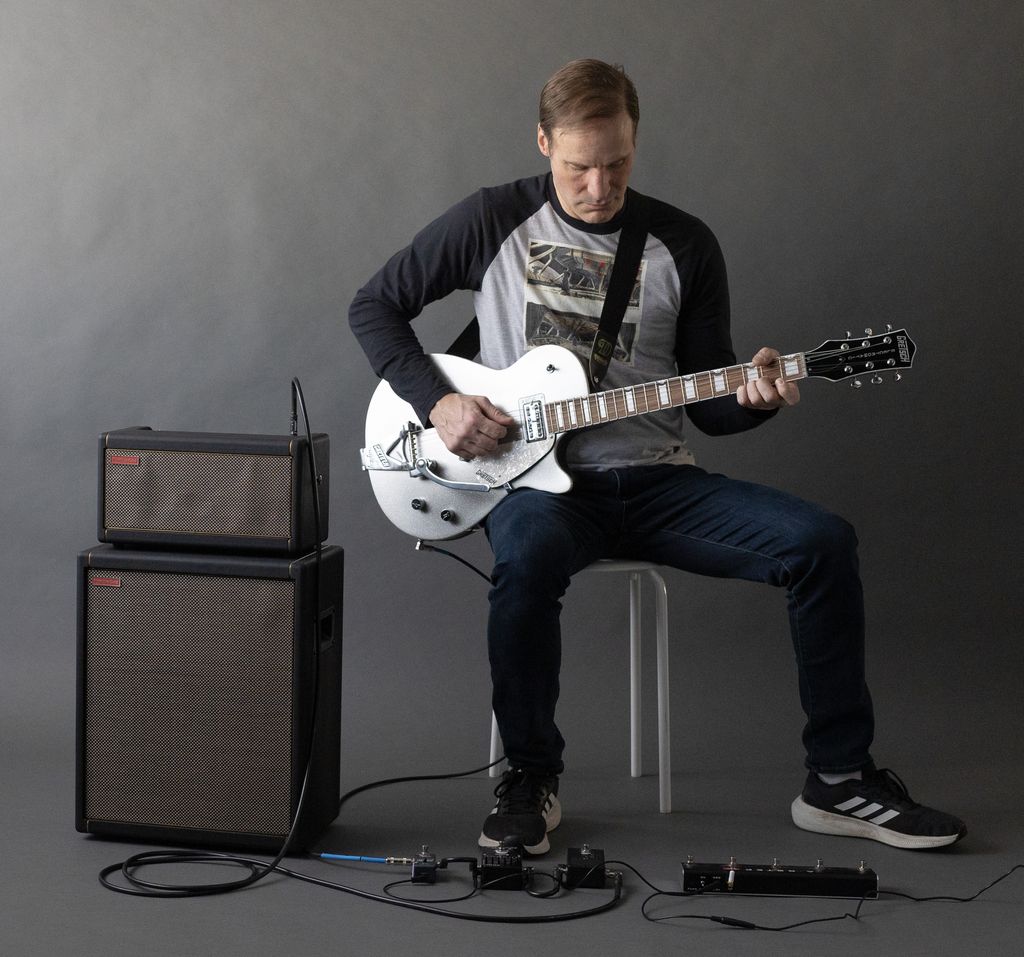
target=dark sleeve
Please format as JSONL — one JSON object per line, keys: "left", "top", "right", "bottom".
{"left": 675, "top": 227, "right": 777, "bottom": 437}
{"left": 348, "top": 192, "right": 484, "bottom": 425}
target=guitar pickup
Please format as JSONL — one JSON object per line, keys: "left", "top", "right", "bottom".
{"left": 520, "top": 397, "right": 547, "bottom": 442}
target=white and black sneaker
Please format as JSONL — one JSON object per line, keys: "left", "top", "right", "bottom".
{"left": 479, "top": 768, "right": 561, "bottom": 855}
{"left": 792, "top": 767, "right": 966, "bottom": 849}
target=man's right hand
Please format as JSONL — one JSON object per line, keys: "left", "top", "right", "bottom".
{"left": 428, "top": 393, "right": 514, "bottom": 460}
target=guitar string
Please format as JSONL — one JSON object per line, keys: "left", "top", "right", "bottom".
{"left": 486, "top": 345, "right": 893, "bottom": 439}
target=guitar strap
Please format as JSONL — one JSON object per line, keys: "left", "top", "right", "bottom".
{"left": 447, "top": 192, "right": 650, "bottom": 387}
{"left": 587, "top": 192, "right": 649, "bottom": 388}
{"left": 446, "top": 315, "right": 481, "bottom": 359}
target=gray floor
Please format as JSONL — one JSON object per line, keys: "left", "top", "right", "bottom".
{"left": 6, "top": 736, "right": 1023, "bottom": 957}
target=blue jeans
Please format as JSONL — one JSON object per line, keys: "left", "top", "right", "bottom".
{"left": 484, "top": 464, "right": 874, "bottom": 776}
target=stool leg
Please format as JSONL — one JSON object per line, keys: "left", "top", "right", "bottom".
{"left": 629, "top": 570, "right": 643, "bottom": 778}
{"left": 489, "top": 712, "right": 502, "bottom": 778}
{"left": 648, "top": 568, "right": 671, "bottom": 813}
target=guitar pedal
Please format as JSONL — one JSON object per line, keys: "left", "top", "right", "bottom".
{"left": 682, "top": 856, "right": 878, "bottom": 899}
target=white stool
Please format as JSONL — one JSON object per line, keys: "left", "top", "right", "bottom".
{"left": 489, "top": 559, "right": 672, "bottom": 813}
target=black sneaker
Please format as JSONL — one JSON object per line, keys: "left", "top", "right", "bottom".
{"left": 479, "top": 768, "right": 561, "bottom": 855}
{"left": 792, "top": 767, "right": 966, "bottom": 849}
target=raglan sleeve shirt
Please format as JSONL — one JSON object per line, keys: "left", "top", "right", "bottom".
{"left": 348, "top": 190, "right": 491, "bottom": 427}
{"left": 349, "top": 176, "right": 774, "bottom": 458}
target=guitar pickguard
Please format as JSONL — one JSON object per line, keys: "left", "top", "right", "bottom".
{"left": 414, "top": 428, "right": 553, "bottom": 489}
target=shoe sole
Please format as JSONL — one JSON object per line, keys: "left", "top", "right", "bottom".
{"left": 791, "top": 796, "right": 965, "bottom": 849}
{"left": 478, "top": 795, "right": 562, "bottom": 855}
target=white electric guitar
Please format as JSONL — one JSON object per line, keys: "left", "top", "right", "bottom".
{"left": 361, "top": 329, "right": 916, "bottom": 541}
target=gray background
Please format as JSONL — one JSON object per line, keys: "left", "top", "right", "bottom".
{"left": 3, "top": 1, "right": 1021, "bottom": 954}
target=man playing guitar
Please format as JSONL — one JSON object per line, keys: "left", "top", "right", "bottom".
{"left": 350, "top": 58, "right": 964, "bottom": 855}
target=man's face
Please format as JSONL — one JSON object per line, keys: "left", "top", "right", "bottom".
{"left": 538, "top": 112, "right": 636, "bottom": 224}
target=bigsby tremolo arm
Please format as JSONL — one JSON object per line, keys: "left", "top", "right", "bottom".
{"left": 360, "top": 422, "right": 491, "bottom": 493}
{"left": 360, "top": 422, "right": 421, "bottom": 472}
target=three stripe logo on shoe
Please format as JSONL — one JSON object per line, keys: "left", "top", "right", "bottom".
{"left": 834, "top": 796, "right": 900, "bottom": 826}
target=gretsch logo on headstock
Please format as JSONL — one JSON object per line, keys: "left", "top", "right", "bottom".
{"left": 897, "top": 335, "right": 911, "bottom": 364}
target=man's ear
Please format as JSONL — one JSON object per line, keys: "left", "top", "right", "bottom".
{"left": 537, "top": 124, "right": 551, "bottom": 157}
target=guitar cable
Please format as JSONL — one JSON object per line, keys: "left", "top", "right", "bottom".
{"left": 415, "top": 539, "right": 493, "bottom": 585}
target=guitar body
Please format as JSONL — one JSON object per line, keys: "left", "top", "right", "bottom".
{"left": 364, "top": 344, "right": 589, "bottom": 540}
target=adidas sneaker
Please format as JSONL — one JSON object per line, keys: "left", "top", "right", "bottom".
{"left": 479, "top": 768, "right": 561, "bottom": 855}
{"left": 792, "top": 767, "right": 966, "bottom": 849}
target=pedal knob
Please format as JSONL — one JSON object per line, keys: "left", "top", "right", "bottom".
{"left": 440, "top": 509, "right": 455, "bottom": 522}
{"left": 411, "top": 498, "right": 426, "bottom": 511}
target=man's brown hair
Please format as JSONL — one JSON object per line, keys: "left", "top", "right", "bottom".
{"left": 539, "top": 59, "right": 639, "bottom": 139}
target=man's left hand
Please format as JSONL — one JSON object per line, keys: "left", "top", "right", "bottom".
{"left": 735, "top": 347, "right": 801, "bottom": 410}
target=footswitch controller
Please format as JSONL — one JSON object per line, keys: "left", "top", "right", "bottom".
{"left": 682, "top": 856, "right": 878, "bottom": 899}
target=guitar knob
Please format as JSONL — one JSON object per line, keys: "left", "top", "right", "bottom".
{"left": 440, "top": 509, "right": 456, "bottom": 523}
{"left": 411, "top": 498, "right": 426, "bottom": 511}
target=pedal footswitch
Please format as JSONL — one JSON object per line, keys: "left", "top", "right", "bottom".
{"left": 682, "top": 856, "right": 878, "bottom": 899}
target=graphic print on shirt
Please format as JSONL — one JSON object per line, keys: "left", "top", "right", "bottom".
{"left": 524, "top": 240, "right": 646, "bottom": 365}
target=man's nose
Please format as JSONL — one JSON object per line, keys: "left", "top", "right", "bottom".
{"left": 586, "top": 167, "right": 611, "bottom": 199}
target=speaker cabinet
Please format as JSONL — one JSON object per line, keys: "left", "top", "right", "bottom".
{"left": 76, "top": 544, "right": 342, "bottom": 853}
{"left": 98, "top": 428, "right": 329, "bottom": 554}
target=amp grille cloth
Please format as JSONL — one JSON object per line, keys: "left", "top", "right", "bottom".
{"left": 84, "top": 569, "right": 296, "bottom": 835}
{"left": 104, "top": 449, "right": 292, "bottom": 539}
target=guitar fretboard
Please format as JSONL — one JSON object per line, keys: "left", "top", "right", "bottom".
{"left": 542, "top": 354, "right": 807, "bottom": 435}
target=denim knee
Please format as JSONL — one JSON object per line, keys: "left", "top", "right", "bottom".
{"left": 789, "top": 510, "right": 860, "bottom": 585}
{"left": 811, "top": 511, "right": 858, "bottom": 555}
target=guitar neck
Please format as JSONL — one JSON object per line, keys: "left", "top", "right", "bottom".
{"left": 542, "top": 354, "right": 807, "bottom": 435}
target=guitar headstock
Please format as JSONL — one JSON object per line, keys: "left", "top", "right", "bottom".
{"left": 804, "top": 327, "right": 916, "bottom": 386}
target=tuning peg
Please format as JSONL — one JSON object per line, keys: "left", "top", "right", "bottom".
{"left": 851, "top": 379, "right": 863, "bottom": 389}
{"left": 885, "top": 323, "right": 893, "bottom": 332}
{"left": 845, "top": 330, "right": 852, "bottom": 338}
{"left": 894, "top": 373, "right": 902, "bottom": 382}
{"left": 865, "top": 327, "right": 873, "bottom": 335}
{"left": 871, "top": 375, "right": 884, "bottom": 385}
